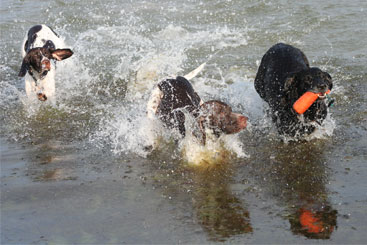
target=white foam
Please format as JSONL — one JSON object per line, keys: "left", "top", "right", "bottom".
{"left": 304, "top": 113, "right": 336, "bottom": 141}
{"left": 91, "top": 105, "right": 158, "bottom": 157}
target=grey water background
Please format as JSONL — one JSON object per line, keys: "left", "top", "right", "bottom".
{"left": 1, "top": 0, "right": 367, "bottom": 244}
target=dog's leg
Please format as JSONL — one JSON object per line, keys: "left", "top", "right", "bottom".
{"left": 40, "top": 69, "right": 56, "bottom": 101}
{"left": 24, "top": 75, "right": 38, "bottom": 100}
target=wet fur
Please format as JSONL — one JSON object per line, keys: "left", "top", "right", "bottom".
{"left": 147, "top": 76, "right": 247, "bottom": 145}
{"left": 254, "top": 43, "right": 333, "bottom": 137}
{"left": 19, "top": 24, "right": 73, "bottom": 102}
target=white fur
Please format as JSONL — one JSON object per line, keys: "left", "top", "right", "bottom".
{"left": 147, "top": 85, "right": 164, "bottom": 119}
{"left": 21, "top": 25, "right": 67, "bottom": 102}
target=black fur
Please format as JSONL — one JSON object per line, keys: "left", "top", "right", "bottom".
{"left": 20, "top": 48, "right": 53, "bottom": 75}
{"left": 254, "top": 43, "right": 333, "bottom": 137}
{"left": 24, "top": 25, "right": 58, "bottom": 53}
{"left": 154, "top": 76, "right": 247, "bottom": 145}
{"left": 156, "top": 76, "right": 201, "bottom": 136}
{"left": 43, "top": 40, "right": 56, "bottom": 50}
{"left": 24, "top": 25, "right": 42, "bottom": 52}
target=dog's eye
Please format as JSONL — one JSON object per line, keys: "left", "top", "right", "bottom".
{"left": 42, "top": 71, "right": 48, "bottom": 76}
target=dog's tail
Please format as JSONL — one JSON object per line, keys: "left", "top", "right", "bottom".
{"left": 183, "top": 62, "right": 206, "bottom": 80}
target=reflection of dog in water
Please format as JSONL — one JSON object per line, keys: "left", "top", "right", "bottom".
{"left": 289, "top": 206, "right": 337, "bottom": 239}
{"left": 191, "top": 162, "right": 252, "bottom": 241}
{"left": 148, "top": 143, "right": 251, "bottom": 241}
{"left": 253, "top": 141, "right": 338, "bottom": 240}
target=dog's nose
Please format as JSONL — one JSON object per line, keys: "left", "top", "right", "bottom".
{"left": 238, "top": 115, "right": 248, "bottom": 129}
{"left": 41, "top": 59, "right": 51, "bottom": 71}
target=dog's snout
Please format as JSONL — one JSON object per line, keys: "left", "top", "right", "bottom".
{"left": 41, "top": 59, "right": 51, "bottom": 71}
{"left": 317, "top": 83, "right": 328, "bottom": 90}
{"left": 238, "top": 115, "right": 248, "bottom": 129}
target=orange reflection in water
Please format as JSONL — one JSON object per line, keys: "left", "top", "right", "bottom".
{"left": 290, "top": 206, "right": 337, "bottom": 239}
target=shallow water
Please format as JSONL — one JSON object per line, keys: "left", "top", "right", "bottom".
{"left": 1, "top": 0, "right": 367, "bottom": 244}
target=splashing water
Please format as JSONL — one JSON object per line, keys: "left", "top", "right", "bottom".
{"left": 180, "top": 133, "right": 249, "bottom": 166}
{"left": 0, "top": 2, "right": 341, "bottom": 162}
{"left": 3, "top": 0, "right": 366, "bottom": 243}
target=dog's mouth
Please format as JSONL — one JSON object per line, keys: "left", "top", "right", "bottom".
{"left": 318, "top": 92, "right": 327, "bottom": 100}
{"left": 309, "top": 89, "right": 330, "bottom": 100}
{"left": 293, "top": 89, "right": 331, "bottom": 114}
{"left": 310, "top": 86, "right": 330, "bottom": 99}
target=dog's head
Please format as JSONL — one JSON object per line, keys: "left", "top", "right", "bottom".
{"left": 284, "top": 67, "right": 333, "bottom": 122}
{"left": 194, "top": 100, "right": 247, "bottom": 144}
{"left": 18, "top": 47, "right": 73, "bottom": 78}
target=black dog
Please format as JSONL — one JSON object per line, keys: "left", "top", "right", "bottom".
{"left": 254, "top": 43, "right": 333, "bottom": 137}
{"left": 147, "top": 76, "right": 247, "bottom": 144}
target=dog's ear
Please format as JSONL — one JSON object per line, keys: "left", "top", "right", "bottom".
{"left": 51, "top": 49, "right": 73, "bottom": 61}
{"left": 283, "top": 73, "right": 301, "bottom": 104}
{"left": 284, "top": 73, "right": 297, "bottom": 92}
{"left": 18, "top": 56, "right": 30, "bottom": 77}
{"left": 324, "top": 72, "right": 333, "bottom": 91}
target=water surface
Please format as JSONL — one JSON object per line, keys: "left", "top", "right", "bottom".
{"left": 1, "top": 0, "right": 366, "bottom": 244}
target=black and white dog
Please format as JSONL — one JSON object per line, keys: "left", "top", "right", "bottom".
{"left": 19, "top": 25, "right": 73, "bottom": 102}
{"left": 254, "top": 43, "right": 333, "bottom": 137}
{"left": 147, "top": 66, "right": 247, "bottom": 145}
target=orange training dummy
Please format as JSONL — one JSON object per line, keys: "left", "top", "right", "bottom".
{"left": 293, "top": 90, "right": 331, "bottom": 114}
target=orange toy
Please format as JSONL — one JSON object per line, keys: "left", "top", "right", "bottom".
{"left": 293, "top": 90, "right": 330, "bottom": 114}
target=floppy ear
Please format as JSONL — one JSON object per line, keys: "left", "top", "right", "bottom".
{"left": 325, "top": 72, "right": 333, "bottom": 91}
{"left": 18, "top": 56, "right": 29, "bottom": 77}
{"left": 284, "top": 74, "right": 296, "bottom": 92}
{"left": 51, "top": 49, "right": 73, "bottom": 61}
{"left": 283, "top": 73, "right": 301, "bottom": 104}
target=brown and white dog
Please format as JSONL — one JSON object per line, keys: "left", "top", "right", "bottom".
{"left": 19, "top": 24, "right": 73, "bottom": 102}
{"left": 147, "top": 73, "right": 247, "bottom": 145}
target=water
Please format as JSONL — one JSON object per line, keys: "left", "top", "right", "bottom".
{"left": 1, "top": 0, "right": 366, "bottom": 243}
